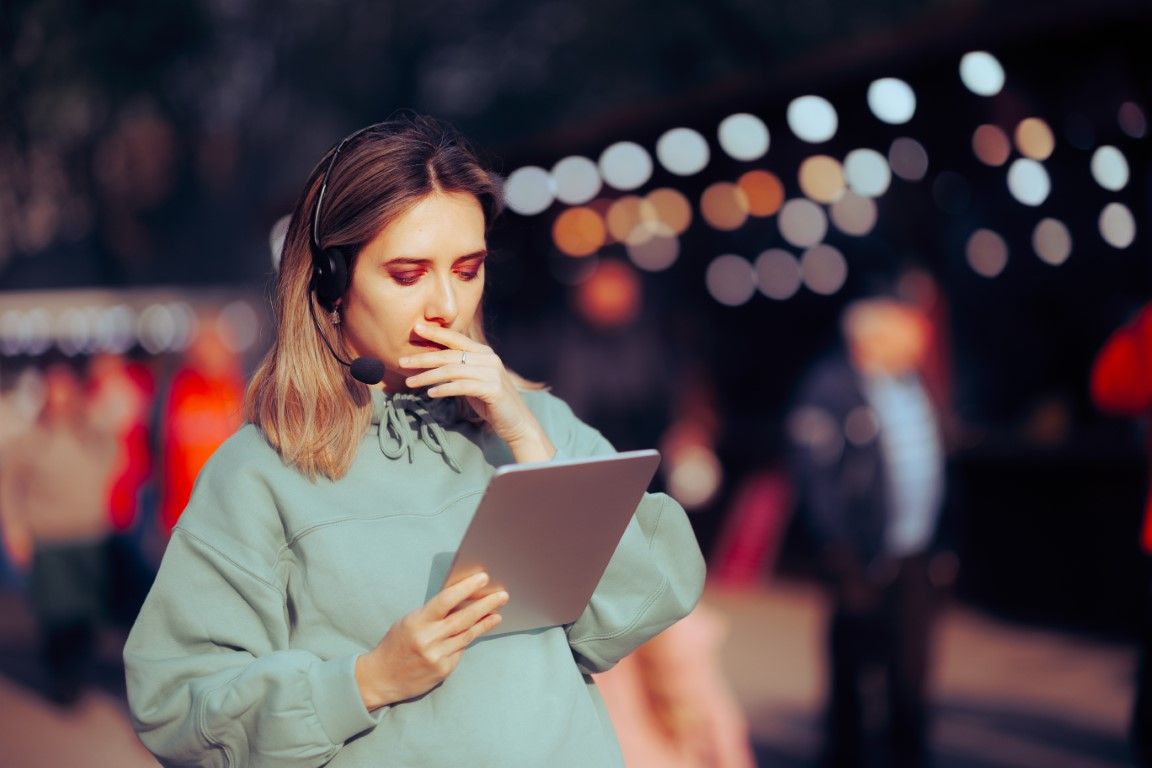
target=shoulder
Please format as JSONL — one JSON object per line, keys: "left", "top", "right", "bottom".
{"left": 519, "top": 388, "right": 580, "bottom": 428}
{"left": 176, "top": 424, "right": 292, "bottom": 551}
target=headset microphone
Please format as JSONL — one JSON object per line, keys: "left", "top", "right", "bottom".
{"left": 307, "top": 298, "right": 387, "bottom": 385}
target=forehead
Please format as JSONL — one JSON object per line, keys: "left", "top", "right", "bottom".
{"left": 362, "top": 191, "right": 486, "bottom": 260}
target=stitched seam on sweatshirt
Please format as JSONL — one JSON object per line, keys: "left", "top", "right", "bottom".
{"left": 570, "top": 577, "right": 669, "bottom": 644}
{"left": 196, "top": 677, "right": 238, "bottom": 766}
{"left": 175, "top": 527, "right": 284, "bottom": 597}
{"left": 283, "top": 489, "right": 484, "bottom": 548}
{"left": 569, "top": 496, "right": 670, "bottom": 644}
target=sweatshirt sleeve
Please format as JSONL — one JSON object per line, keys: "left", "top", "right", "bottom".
{"left": 122, "top": 442, "right": 376, "bottom": 768}
{"left": 531, "top": 392, "right": 707, "bottom": 675}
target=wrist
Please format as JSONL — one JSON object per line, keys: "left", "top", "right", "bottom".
{"left": 355, "top": 651, "right": 394, "bottom": 711}
{"left": 506, "top": 425, "right": 556, "bottom": 464}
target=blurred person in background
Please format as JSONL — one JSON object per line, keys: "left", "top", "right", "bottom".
{"left": 594, "top": 603, "right": 756, "bottom": 768}
{"left": 0, "top": 361, "right": 122, "bottom": 705}
{"left": 789, "top": 288, "right": 953, "bottom": 768}
{"left": 157, "top": 320, "right": 244, "bottom": 533}
{"left": 124, "top": 114, "right": 704, "bottom": 767}
{"left": 88, "top": 351, "right": 158, "bottom": 626}
{"left": 1089, "top": 303, "right": 1152, "bottom": 767}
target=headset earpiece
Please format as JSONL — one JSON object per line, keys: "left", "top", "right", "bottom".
{"left": 312, "top": 245, "right": 349, "bottom": 311}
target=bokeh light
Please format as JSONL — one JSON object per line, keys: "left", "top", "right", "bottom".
{"left": 606, "top": 196, "right": 647, "bottom": 245}
{"left": 553, "top": 207, "right": 607, "bottom": 256}
{"left": 599, "top": 142, "right": 653, "bottom": 191}
{"left": 138, "top": 303, "right": 177, "bottom": 354}
{"left": 1090, "top": 146, "right": 1129, "bottom": 191}
{"left": 798, "top": 155, "right": 846, "bottom": 203}
{"left": 1006, "top": 158, "right": 1051, "bottom": 206}
{"left": 779, "top": 199, "right": 828, "bottom": 247}
{"left": 1099, "top": 203, "right": 1136, "bottom": 249}
{"left": 800, "top": 244, "right": 848, "bottom": 295}
{"left": 627, "top": 235, "right": 680, "bottom": 272}
{"left": 830, "top": 192, "right": 878, "bottom": 236}
{"left": 787, "top": 95, "right": 838, "bottom": 143}
{"left": 667, "top": 445, "right": 723, "bottom": 510}
{"left": 218, "top": 301, "right": 260, "bottom": 352}
{"left": 269, "top": 214, "right": 290, "bottom": 270}
{"left": 503, "top": 166, "right": 555, "bottom": 215}
{"left": 972, "top": 124, "right": 1011, "bottom": 166}
{"left": 641, "top": 188, "right": 693, "bottom": 236}
{"left": 738, "top": 170, "right": 784, "bottom": 216}
{"left": 755, "top": 248, "right": 802, "bottom": 300}
{"left": 701, "top": 182, "right": 749, "bottom": 231}
{"left": 706, "top": 254, "right": 757, "bottom": 306}
{"left": 656, "top": 127, "right": 710, "bottom": 176}
{"left": 552, "top": 156, "right": 602, "bottom": 205}
{"left": 1032, "top": 218, "right": 1072, "bottom": 266}
{"left": 718, "top": 113, "right": 770, "bottom": 161}
{"left": 1118, "top": 102, "right": 1148, "bottom": 139}
{"left": 889, "top": 137, "right": 928, "bottom": 181}
{"left": 867, "top": 78, "right": 917, "bottom": 124}
{"left": 574, "top": 260, "right": 641, "bottom": 328}
{"left": 57, "top": 307, "right": 92, "bottom": 356}
{"left": 1014, "top": 117, "right": 1055, "bottom": 161}
{"left": 959, "top": 51, "right": 1006, "bottom": 96}
{"left": 966, "top": 229, "right": 1009, "bottom": 277}
{"left": 843, "top": 149, "right": 891, "bottom": 198}
{"left": 94, "top": 304, "right": 136, "bottom": 353}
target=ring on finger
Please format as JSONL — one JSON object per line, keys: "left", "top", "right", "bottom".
{"left": 460, "top": 350, "right": 469, "bottom": 365}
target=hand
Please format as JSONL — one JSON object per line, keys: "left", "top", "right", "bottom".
{"left": 399, "top": 322, "right": 555, "bottom": 463}
{"left": 355, "top": 571, "right": 507, "bottom": 711}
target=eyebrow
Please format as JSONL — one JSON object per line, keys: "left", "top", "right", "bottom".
{"left": 383, "top": 250, "right": 488, "bottom": 267}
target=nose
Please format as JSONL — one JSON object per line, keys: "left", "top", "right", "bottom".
{"left": 423, "top": 271, "right": 459, "bottom": 326}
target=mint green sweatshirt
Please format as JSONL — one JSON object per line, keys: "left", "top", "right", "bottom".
{"left": 124, "top": 388, "right": 706, "bottom": 767}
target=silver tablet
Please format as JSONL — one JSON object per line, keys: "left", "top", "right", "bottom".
{"left": 442, "top": 449, "right": 661, "bottom": 635}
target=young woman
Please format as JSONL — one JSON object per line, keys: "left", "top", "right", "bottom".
{"left": 123, "top": 114, "right": 706, "bottom": 767}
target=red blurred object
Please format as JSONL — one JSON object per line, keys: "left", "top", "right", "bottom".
{"left": 1090, "top": 303, "right": 1152, "bottom": 553}
{"left": 159, "top": 328, "right": 244, "bottom": 532}
{"left": 709, "top": 469, "right": 792, "bottom": 588}
{"left": 88, "top": 354, "right": 156, "bottom": 532}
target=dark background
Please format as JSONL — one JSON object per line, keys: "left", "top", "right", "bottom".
{"left": 2, "top": 0, "right": 1151, "bottom": 636}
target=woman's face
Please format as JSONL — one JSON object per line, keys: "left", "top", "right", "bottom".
{"left": 340, "top": 190, "right": 487, "bottom": 391}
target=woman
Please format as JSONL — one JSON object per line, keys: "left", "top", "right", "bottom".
{"left": 123, "top": 114, "right": 706, "bottom": 767}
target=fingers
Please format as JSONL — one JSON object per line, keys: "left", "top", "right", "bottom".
{"left": 413, "top": 322, "right": 486, "bottom": 351}
{"left": 442, "top": 612, "right": 504, "bottom": 655}
{"left": 442, "top": 589, "right": 508, "bottom": 637}
{"left": 427, "top": 571, "right": 490, "bottom": 618}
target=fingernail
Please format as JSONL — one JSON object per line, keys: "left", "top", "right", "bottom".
{"left": 496, "top": 591, "right": 509, "bottom": 602}
{"left": 405, "top": 377, "right": 414, "bottom": 386}
{"left": 414, "top": 321, "right": 426, "bottom": 330}
{"left": 474, "top": 572, "right": 489, "bottom": 584}
{"left": 398, "top": 357, "right": 409, "bottom": 366}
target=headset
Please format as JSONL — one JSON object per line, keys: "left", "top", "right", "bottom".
{"left": 307, "top": 123, "right": 387, "bottom": 385}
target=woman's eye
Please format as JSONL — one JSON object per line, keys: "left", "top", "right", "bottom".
{"left": 456, "top": 270, "right": 479, "bottom": 281}
{"left": 391, "top": 272, "right": 422, "bottom": 286}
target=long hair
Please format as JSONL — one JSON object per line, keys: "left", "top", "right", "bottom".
{"left": 246, "top": 114, "right": 527, "bottom": 480}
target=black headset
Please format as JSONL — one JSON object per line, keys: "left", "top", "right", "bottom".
{"left": 307, "top": 123, "right": 387, "bottom": 385}
{"left": 309, "top": 123, "right": 381, "bottom": 311}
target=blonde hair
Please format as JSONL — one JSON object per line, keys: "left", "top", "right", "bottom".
{"left": 246, "top": 114, "right": 537, "bottom": 481}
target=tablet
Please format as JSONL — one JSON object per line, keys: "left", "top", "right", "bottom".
{"left": 441, "top": 449, "right": 661, "bottom": 635}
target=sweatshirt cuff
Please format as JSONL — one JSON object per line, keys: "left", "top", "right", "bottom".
{"left": 309, "top": 654, "right": 378, "bottom": 746}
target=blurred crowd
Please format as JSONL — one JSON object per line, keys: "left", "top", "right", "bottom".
{"left": 0, "top": 323, "right": 245, "bottom": 705}
{"left": 0, "top": 266, "right": 1147, "bottom": 768}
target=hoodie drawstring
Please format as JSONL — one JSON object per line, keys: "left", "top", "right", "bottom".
{"left": 375, "top": 393, "right": 462, "bottom": 473}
